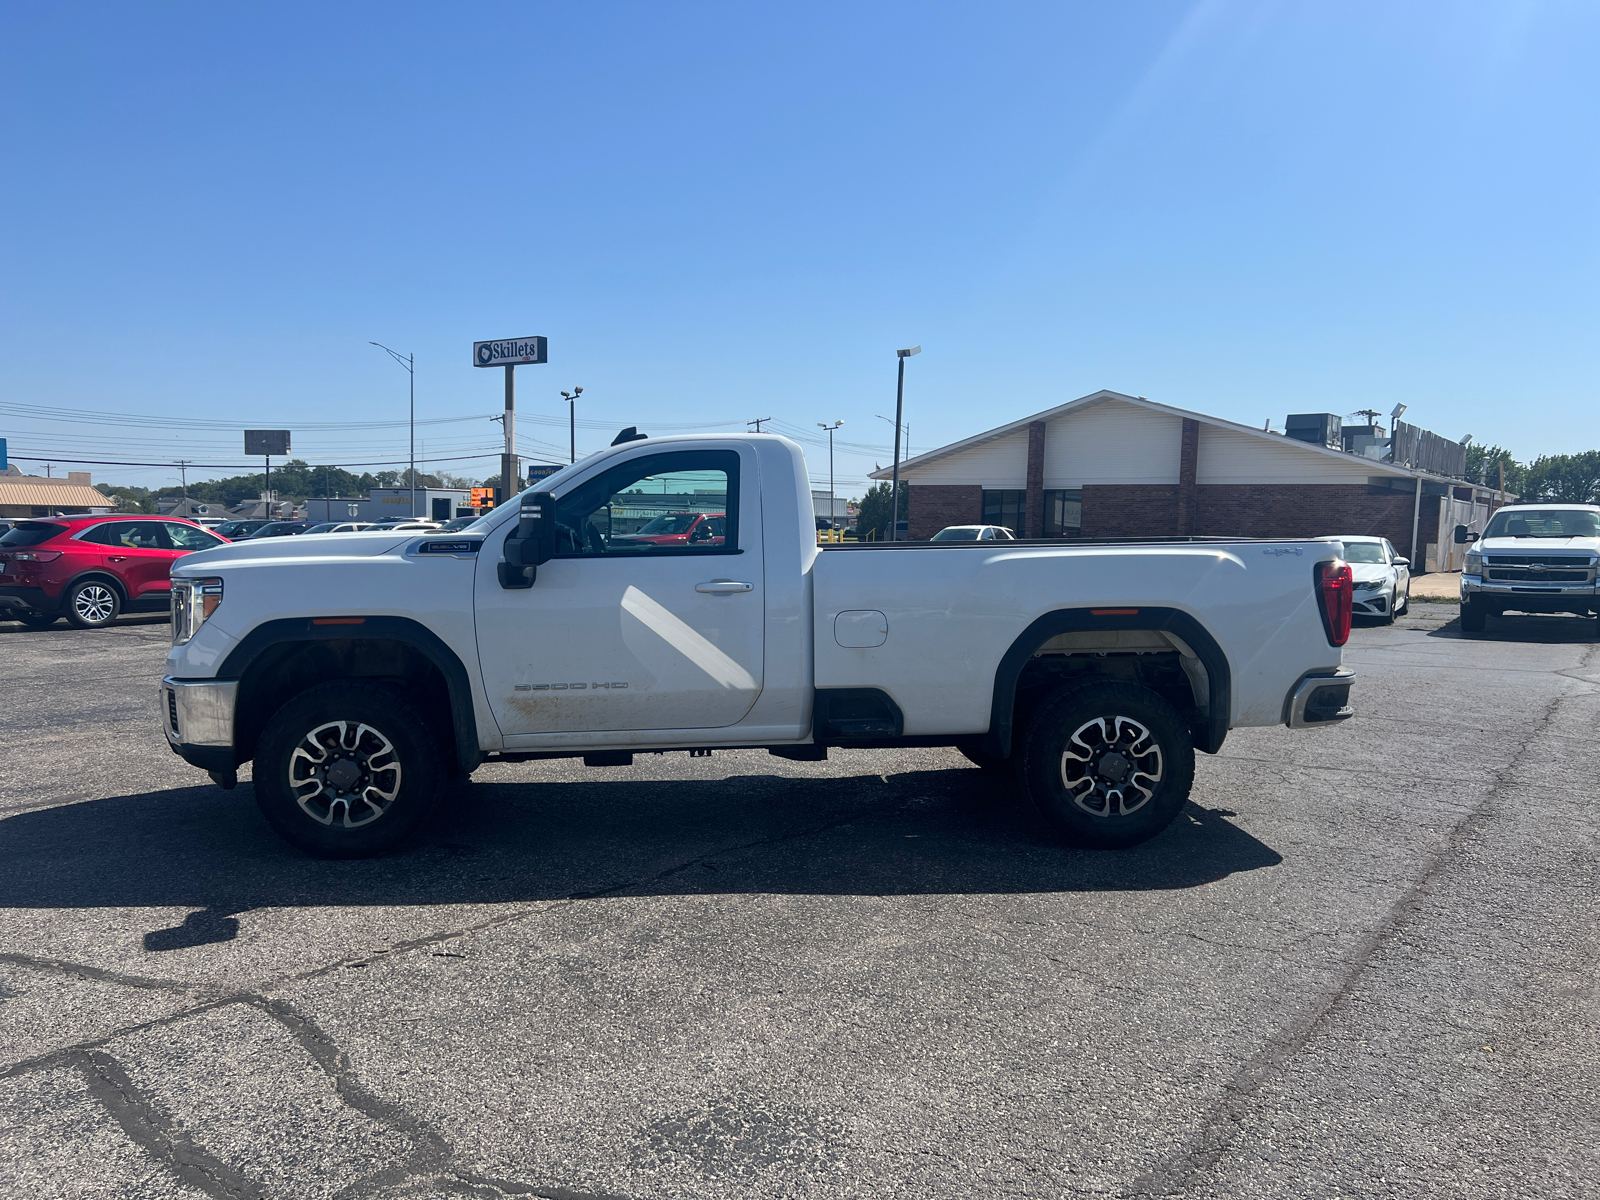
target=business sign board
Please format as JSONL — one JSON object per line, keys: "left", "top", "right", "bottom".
{"left": 525, "top": 464, "right": 562, "bottom": 483}
{"left": 245, "top": 430, "right": 291, "bottom": 456}
{"left": 470, "top": 487, "right": 496, "bottom": 510}
{"left": 0, "top": 437, "right": 7, "bottom": 471}
{"left": 473, "top": 337, "right": 547, "bottom": 368}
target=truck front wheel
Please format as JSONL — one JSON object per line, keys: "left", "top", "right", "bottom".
{"left": 1460, "top": 597, "right": 1488, "bottom": 634}
{"left": 1021, "top": 682, "right": 1195, "bottom": 849}
{"left": 253, "top": 681, "right": 446, "bottom": 858}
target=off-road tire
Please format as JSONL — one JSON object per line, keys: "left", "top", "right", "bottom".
{"left": 15, "top": 611, "right": 59, "bottom": 629}
{"left": 64, "top": 580, "right": 121, "bottom": 629}
{"left": 1460, "top": 598, "right": 1487, "bottom": 634}
{"left": 1021, "top": 681, "right": 1195, "bottom": 849}
{"left": 254, "top": 681, "right": 446, "bottom": 858}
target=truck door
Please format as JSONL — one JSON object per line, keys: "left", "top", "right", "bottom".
{"left": 475, "top": 446, "right": 765, "bottom": 736}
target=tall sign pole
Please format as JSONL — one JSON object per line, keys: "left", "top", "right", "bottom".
{"left": 504, "top": 365, "right": 516, "bottom": 499}
{"left": 475, "top": 337, "right": 548, "bottom": 501}
{"left": 889, "top": 346, "right": 920, "bottom": 540}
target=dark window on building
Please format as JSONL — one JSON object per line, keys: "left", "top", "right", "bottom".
{"left": 1043, "top": 490, "right": 1082, "bottom": 537}
{"left": 981, "top": 490, "right": 1025, "bottom": 537}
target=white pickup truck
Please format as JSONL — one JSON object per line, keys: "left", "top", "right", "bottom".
{"left": 160, "top": 432, "right": 1357, "bottom": 858}
{"left": 1458, "top": 502, "right": 1600, "bottom": 634}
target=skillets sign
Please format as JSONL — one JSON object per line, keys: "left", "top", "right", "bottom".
{"left": 473, "top": 337, "right": 547, "bottom": 367}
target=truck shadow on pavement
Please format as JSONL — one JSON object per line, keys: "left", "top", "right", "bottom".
{"left": 0, "top": 769, "right": 1281, "bottom": 945}
{"left": 1424, "top": 612, "right": 1600, "bottom": 642}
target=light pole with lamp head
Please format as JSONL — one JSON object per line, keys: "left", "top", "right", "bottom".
{"left": 890, "top": 346, "right": 920, "bottom": 540}
{"left": 561, "top": 387, "right": 583, "bottom": 463}
{"left": 370, "top": 342, "right": 416, "bottom": 516}
{"left": 817, "top": 421, "right": 843, "bottom": 538}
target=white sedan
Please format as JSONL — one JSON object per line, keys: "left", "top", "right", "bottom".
{"left": 1322, "top": 534, "right": 1411, "bottom": 623}
{"left": 931, "top": 525, "right": 1017, "bottom": 542}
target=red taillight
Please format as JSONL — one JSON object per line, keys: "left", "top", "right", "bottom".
{"left": 11, "top": 551, "right": 62, "bottom": 562}
{"left": 1316, "top": 560, "right": 1353, "bottom": 646}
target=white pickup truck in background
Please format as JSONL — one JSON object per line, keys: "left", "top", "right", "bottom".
{"left": 160, "top": 432, "right": 1357, "bottom": 858}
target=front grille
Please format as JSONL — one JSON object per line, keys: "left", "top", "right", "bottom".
{"left": 1486, "top": 554, "right": 1592, "bottom": 566}
{"left": 166, "top": 688, "right": 180, "bottom": 736}
{"left": 1487, "top": 568, "right": 1591, "bottom": 583}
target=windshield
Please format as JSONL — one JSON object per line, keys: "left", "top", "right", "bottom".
{"left": 637, "top": 514, "right": 699, "bottom": 535}
{"left": 1484, "top": 509, "right": 1600, "bottom": 539}
{"left": 0, "top": 522, "right": 66, "bottom": 548}
{"left": 1341, "top": 542, "right": 1387, "bottom": 564}
{"left": 931, "top": 527, "right": 981, "bottom": 541}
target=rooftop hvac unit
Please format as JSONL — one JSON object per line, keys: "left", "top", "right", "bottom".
{"left": 1285, "top": 413, "right": 1342, "bottom": 450}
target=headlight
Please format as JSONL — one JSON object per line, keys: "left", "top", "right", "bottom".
{"left": 1356, "top": 578, "right": 1385, "bottom": 591}
{"left": 1464, "top": 551, "right": 1482, "bottom": 575}
{"left": 171, "top": 576, "right": 223, "bottom": 645}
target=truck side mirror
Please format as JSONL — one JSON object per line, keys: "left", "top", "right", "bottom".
{"left": 1452, "top": 524, "right": 1470, "bottom": 544}
{"left": 498, "top": 491, "right": 558, "bottom": 590}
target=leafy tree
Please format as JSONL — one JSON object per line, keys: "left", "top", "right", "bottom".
{"left": 95, "top": 484, "right": 157, "bottom": 513}
{"left": 855, "top": 481, "right": 908, "bottom": 539}
{"left": 1463, "top": 443, "right": 1525, "bottom": 495}
{"left": 1520, "top": 451, "right": 1600, "bottom": 505}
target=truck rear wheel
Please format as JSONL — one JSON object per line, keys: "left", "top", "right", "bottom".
{"left": 1020, "top": 682, "right": 1194, "bottom": 849}
{"left": 254, "top": 682, "right": 445, "bottom": 858}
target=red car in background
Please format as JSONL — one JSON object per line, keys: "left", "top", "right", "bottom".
{"left": 0, "top": 515, "right": 229, "bottom": 629}
{"left": 610, "top": 511, "right": 727, "bottom": 549}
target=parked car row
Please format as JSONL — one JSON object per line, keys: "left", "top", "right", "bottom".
{"left": 0, "top": 512, "right": 483, "bottom": 630}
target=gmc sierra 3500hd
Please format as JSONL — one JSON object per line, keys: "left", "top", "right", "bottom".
{"left": 160, "top": 432, "right": 1357, "bottom": 859}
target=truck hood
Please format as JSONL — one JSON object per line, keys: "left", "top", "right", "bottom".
{"left": 1477, "top": 536, "right": 1600, "bottom": 556}
{"left": 173, "top": 531, "right": 439, "bottom": 573}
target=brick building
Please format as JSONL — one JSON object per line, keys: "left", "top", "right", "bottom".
{"left": 872, "top": 391, "right": 1502, "bottom": 570}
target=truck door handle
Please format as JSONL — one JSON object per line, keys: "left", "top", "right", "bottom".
{"left": 696, "top": 580, "right": 753, "bottom": 594}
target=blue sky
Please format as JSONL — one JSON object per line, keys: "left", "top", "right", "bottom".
{"left": 3, "top": 2, "right": 1597, "bottom": 493}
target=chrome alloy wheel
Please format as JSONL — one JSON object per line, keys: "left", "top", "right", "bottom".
{"left": 288, "top": 721, "right": 402, "bottom": 828}
{"left": 1059, "top": 715, "right": 1164, "bottom": 818}
{"left": 74, "top": 584, "right": 116, "bottom": 624}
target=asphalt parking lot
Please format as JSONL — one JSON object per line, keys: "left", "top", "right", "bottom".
{"left": 3, "top": 602, "right": 1598, "bottom": 1199}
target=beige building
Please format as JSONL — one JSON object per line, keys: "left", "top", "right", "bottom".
{"left": 0, "top": 465, "right": 114, "bottom": 519}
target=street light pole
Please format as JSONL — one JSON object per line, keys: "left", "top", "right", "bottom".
{"left": 561, "top": 387, "right": 583, "bottom": 463}
{"left": 889, "top": 346, "right": 919, "bottom": 541}
{"left": 370, "top": 342, "right": 416, "bottom": 515}
{"left": 818, "top": 421, "right": 843, "bottom": 537}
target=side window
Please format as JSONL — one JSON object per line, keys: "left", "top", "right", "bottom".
{"left": 82, "top": 522, "right": 165, "bottom": 548}
{"left": 79, "top": 524, "right": 126, "bottom": 547}
{"left": 548, "top": 450, "right": 738, "bottom": 558}
{"left": 165, "top": 523, "right": 223, "bottom": 551}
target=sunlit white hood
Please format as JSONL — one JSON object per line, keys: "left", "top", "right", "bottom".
{"left": 171, "top": 531, "right": 434, "bottom": 574}
{"left": 1478, "top": 536, "right": 1599, "bottom": 556}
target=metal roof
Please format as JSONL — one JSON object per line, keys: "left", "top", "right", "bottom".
{"left": 0, "top": 482, "right": 114, "bottom": 508}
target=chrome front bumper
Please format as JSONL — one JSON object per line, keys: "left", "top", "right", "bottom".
{"left": 160, "top": 676, "right": 238, "bottom": 749}
{"left": 1285, "top": 667, "right": 1356, "bottom": 728}
{"left": 1461, "top": 574, "right": 1597, "bottom": 599}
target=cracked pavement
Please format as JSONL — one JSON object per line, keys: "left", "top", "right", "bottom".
{"left": 2, "top": 602, "right": 1598, "bottom": 1197}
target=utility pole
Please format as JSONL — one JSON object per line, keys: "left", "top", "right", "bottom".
{"left": 748, "top": 417, "right": 772, "bottom": 433}
{"left": 177, "top": 460, "right": 190, "bottom": 511}
{"left": 818, "top": 421, "right": 843, "bottom": 537}
{"left": 561, "top": 387, "right": 583, "bottom": 463}
{"left": 890, "top": 346, "right": 920, "bottom": 540}
{"left": 370, "top": 342, "right": 416, "bottom": 514}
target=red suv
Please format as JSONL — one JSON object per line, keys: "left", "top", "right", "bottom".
{"left": 609, "top": 511, "right": 728, "bottom": 549}
{"left": 0, "top": 516, "right": 229, "bottom": 629}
